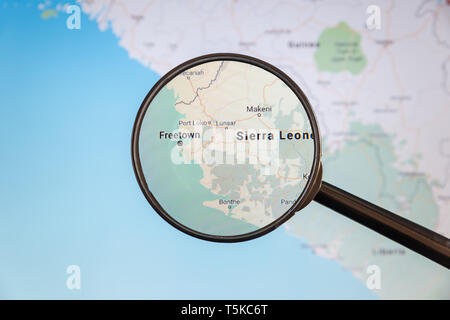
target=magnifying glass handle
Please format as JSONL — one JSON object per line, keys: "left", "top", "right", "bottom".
{"left": 314, "top": 181, "right": 450, "bottom": 269}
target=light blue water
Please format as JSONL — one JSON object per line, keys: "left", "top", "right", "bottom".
{"left": 0, "top": 3, "right": 375, "bottom": 299}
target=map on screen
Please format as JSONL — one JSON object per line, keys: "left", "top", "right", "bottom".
{"left": 138, "top": 59, "right": 315, "bottom": 235}
{"left": 0, "top": 0, "right": 448, "bottom": 299}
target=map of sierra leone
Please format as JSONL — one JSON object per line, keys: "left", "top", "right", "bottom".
{"left": 58, "top": 0, "right": 450, "bottom": 298}
{"left": 139, "top": 60, "right": 315, "bottom": 235}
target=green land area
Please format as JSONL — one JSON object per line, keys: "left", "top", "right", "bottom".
{"left": 315, "top": 22, "right": 367, "bottom": 74}
{"left": 287, "top": 122, "right": 449, "bottom": 299}
{"left": 139, "top": 86, "right": 258, "bottom": 236}
{"left": 40, "top": 9, "right": 58, "bottom": 20}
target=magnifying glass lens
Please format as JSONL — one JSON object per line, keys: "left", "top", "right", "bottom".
{"left": 135, "top": 57, "right": 317, "bottom": 239}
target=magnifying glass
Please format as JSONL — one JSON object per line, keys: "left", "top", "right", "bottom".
{"left": 131, "top": 53, "right": 450, "bottom": 269}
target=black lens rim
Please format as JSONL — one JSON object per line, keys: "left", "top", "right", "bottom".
{"left": 131, "top": 53, "right": 322, "bottom": 242}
